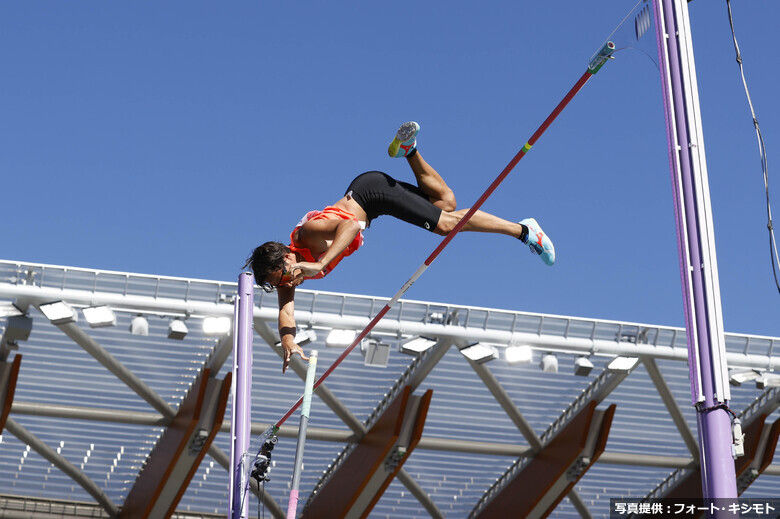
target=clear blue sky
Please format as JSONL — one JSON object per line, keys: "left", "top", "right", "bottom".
{"left": 2, "top": 1, "right": 777, "bottom": 337}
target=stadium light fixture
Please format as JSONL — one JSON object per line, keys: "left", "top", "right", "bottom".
{"left": 729, "top": 369, "right": 761, "bottom": 387}
{"left": 202, "top": 316, "right": 231, "bottom": 336}
{"left": 459, "top": 343, "right": 499, "bottom": 364}
{"left": 606, "top": 356, "right": 639, "bottom": 372}
{"left": 574, "top": 356, "right": 595, "bottom": 376}
{"left": 505, "top": 345, "right": 533, "bottom": 365}
{"left": 129, "top": 315, "right": 149, "bottom": 336}
{"left": 756, "top": 374, "right": 780, "bottom": 389}
{"left": 82, "top": 306, "right": 116, "bottom": 329}
{"left": 540, "top": 353, "right": 558, "bottom": 373}
{"left": 399, "top": 337, "right": 437, "bottom": 356}
{"left": 39, "top": 301, "right": 78, "bottom": 325}
{"left": 295, "top": 328, "right": 317, "bottom": 346}
{"left": 168, "top": 319, "right": 188, "bottom": 340}
{"left": 363, "top": 338, "right": 390, "bottom": 368}
{"left": 326, "top": 329, "right": 356, "bottom": 348}
{"left": 3, "top": 315, "right": 33, "bottom": 344}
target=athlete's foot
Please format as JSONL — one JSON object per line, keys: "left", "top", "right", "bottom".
{"left": 388, "top": 121, "right": 420, "bottom": 158}
{"left": 520, "top": 218, "right": 555, "bottom": 266}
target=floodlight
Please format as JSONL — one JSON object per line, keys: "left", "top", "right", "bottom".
{"left": 3, "top": 315, "right": 32, "bottom": 343}
{"left": 755, "top": 374, "right": 780, "bottom": 389}
{"left": 574, "top": 356, "right": 595, "bottom": 376}
{"left": 202, "top": 316, "right": 231, "bottom": 336}
{"left": 427, "top": 312, "right": 446, "bottom": 324}
{"left": 399, "top": 337, "right": 437, "bottom": 356}
{"left": 129, "top": 315, "right": 149, "bottom": 336}
{"left": 326, "top": 329, "right": 356, "bottom": 348}
{"left": 729, "top": 369, "right": 761, "bottom": 387}
{"left": 168, "top": 319, "right": 188, "bottom": 340}
{"left": 363, "top": 338, "right": 390, "bottom": 368}
{"left": 294, "top": 328, "right": 317, "bottom": 346}
{"left": 606, "top": 356, "right": 639, "bottom": 372}
{"left": 0, "top": 302, "right": 24, "bottom": 318}
{"left": 39, "top": 301, "right": 77, "bottom": 325}
{"left": 505, "top": 345, "right": 533, "bottom": 365}
{"left": 82, "top": 306, "right": 116, "bottom": 328}
{"left": 540, "top": 353, "right": 558, "bottom": 373}
{"left": 459, "top": 343, "right": 498, "bottom": 364}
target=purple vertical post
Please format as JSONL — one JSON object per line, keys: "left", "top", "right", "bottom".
{"left": 229, "top": 272, "right": 254, "bottom": 518}
{"left": 654, "top": 0, "right": 737, "bottom": 501}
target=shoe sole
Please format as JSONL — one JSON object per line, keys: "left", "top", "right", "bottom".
{"left": 388, "top": 122, "right": 419, "bottom": 157}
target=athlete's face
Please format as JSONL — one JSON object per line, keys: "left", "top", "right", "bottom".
{"left": 261, "top": 260, "right": 303, "bottom": 292}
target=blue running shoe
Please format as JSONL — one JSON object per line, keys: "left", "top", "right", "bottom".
{"left": 520, "top": 218, "right": 555, "bottom": 266}
{"left": 388, "top": 121, "right": 420, "bottom": 158}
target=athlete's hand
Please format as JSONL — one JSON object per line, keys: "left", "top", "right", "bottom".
{"left": 278, "top": 265, "right": 306, "bottom": 288}
{"left": 282, "top": 340, "right": 310, "bottom": 374}
{"left": 291, "top": 261, "right": 324, "bottom": 279}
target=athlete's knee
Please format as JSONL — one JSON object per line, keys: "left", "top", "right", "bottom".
{"left": 434, "top": 212, "right": 457, "bottom": 235}
{"left": 433, "top": 190, "right": 457, "bottom": 212}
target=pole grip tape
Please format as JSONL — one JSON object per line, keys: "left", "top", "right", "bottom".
{"left": 301, "top": 351, "right": 318, "bottom": 418}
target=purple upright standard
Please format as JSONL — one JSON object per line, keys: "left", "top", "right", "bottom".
{"left": 229, "top": 272, "right": 254, "bottom": 518}
{"left": 653, "top": 0, "right": 737, "bottom": 501}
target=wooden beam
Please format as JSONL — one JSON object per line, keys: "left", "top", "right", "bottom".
{"left": 474, "top": 401, "right": 616, "bottom": 519}
{"left": 119, "top": 369, "right": 232, "bottom": 519}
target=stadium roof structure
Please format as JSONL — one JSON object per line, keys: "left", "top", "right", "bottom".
{"left": 0, "top": 259, "right": 779, "bottom": 518}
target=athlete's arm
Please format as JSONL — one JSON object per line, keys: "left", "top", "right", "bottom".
{"left": 277, "top": 285, "right": 309, "bottom": 373}
{"left": 292, "top": 218, "right": 362, "bottom": 278}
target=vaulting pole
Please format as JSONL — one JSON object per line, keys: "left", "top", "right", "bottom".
{"left": 286, "top": 350, "right": 318, "bottom": 519}
{"left": 653, "top": 0, "right": 737, "bottom": 500}
{"left": 273, "top": 43, "right": 615, "bottom": 430}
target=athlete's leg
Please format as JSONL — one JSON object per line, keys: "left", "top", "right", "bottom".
{"left": 388, "top": 121, "right": 456, "bottom": 211}
{"left": 435, "top": 209, "right": 522, "bottom": 237}
{"left": 406, "top": 152, "right": 456, "bottom": 212}
{"left": 436, "top": 210, "right": 556, "bottom": 266}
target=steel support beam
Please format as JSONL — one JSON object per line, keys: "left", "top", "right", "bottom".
{"left": 643, "top": 357, "right": 699, "bottom": 460}
{"left": 394, "top": 469, "right": 446, "bottom": 519}
{"left": 8, "top": 401, "right": 712, "bottom": 469}
{"left": 48, "top": 317, "right": 175, "bottom": 416}
{"left": 3, "top": 417, "right": 119, "bottom": 517}
{"left": 467, "top": 358, "right": 542, "bottom": 451}
{"left": 120, "top": 369, "right": 231, "bottom": 519}
{"left": 205, "top": 334, "right": 234, "bottom": 374}
{"left": 254, "top": 321, "right": 367, "bottom": 435}
{"left": 303, "top": 386, "right": 433, "bottom": 519}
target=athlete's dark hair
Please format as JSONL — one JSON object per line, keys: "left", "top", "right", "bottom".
{"left": 243, "top": 241, "right": 290, "bottom": 284}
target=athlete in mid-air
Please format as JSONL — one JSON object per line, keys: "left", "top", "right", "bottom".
{"left": 245, "top": 122, "right": 555, "bottom": 372}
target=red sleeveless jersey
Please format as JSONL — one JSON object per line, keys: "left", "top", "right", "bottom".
{"left": 289, "top": 206, "right": 364, "bottom": 279}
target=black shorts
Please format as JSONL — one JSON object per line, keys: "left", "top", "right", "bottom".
{"left": 345, "top": 171, "right": 442, "bottom": 232}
